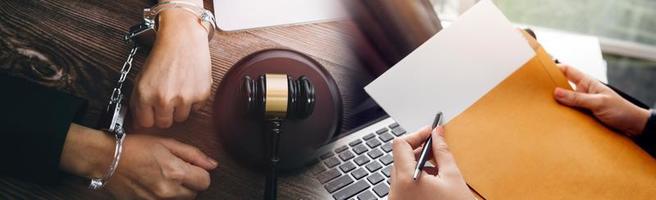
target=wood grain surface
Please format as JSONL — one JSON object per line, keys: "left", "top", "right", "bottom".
{"left": 0, "top": 0, "right": 364, "bottom": 199}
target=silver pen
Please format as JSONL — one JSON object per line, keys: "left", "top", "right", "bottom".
{"left": 412, "top": 112, "right": 443, "bottom": 180}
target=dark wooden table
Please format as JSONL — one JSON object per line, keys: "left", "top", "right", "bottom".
{"left": 0, "top": 0, "right": 364, "bottom": 199}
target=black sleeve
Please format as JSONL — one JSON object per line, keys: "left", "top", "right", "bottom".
{"left": 636, "top": 109, "right": 656, "bottom": 158}
{"left": 0, "top": 75, "right": 87, "bottom": 185}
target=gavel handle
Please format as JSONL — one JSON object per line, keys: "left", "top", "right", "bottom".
{"left": 265, "top": 120, "right": 281, "bottom": 200}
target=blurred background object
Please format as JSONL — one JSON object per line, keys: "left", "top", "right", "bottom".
{"left": 431, "top": 0, "right": 656, "bottom": 107}
{"left": 346, "top": 0, "right": 442, "bottom": 76}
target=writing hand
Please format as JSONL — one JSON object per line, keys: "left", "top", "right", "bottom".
{"left": 389, "top": 126, "right": 472, "bottom": 200}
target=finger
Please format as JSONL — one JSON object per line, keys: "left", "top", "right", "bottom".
{"left": 161, "top": 139, "right": 218, "bottom": 170}
{"left": 154, "top": 103, "right": 175, "bottom": 128}
{"left": 558, "top": 64, "right": 586, "bottom": 85}
{"left": 413, "top": 147, "right": 436, "bottom": 165}
{"left": 191, "top": 101, "right": 205, "bottom": 112}
{"left": 554, "top": 88, "right": 603, "bottom": 110}
{"left": 430, "top": 127, "right": 460, "bottom": 178}
{"left": 181, "top": 164, "right": 211, "bottom": 191}
{"left": 390, "top": 163, "right": 397, "bottom": 186}
{"left": 172, "top": 186, "right": 197, "bottom": 200}
{"left": 558, "top": 64, "right": 597, "bottom": 92}
{"left": 181, "top": 190, "right": 197, "bottom": 200}
{"left": 191, "top": 89, "right": 210, "bottom": 112}
{"left": 173, "top": 101, "right": 192, "bottom": 122}
{"left": 391, "top": 138, "right": 417, "bottom": 178}
{"left": 130, "top": 92, "right": 155, "bottom": 128}
{"left": 399, "top": 126, "right": 432, "bottom": 149}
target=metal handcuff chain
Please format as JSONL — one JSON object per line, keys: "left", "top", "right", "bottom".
{"left": 89, "top": 30, "right": 142, "bottom": 190}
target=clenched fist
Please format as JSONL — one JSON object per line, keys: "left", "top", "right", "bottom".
{"left": 131, "top": 9, "right": 212, "bottom": 128}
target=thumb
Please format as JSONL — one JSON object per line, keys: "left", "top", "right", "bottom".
{"left": 554, "top": 87, "right": 602, "bottom": 110}
{"left": 430, "top": 127, "right": 460, "bottom": 179}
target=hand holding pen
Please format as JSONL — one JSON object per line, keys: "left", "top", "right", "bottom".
{"left": 388, "top": 113, "right": 474, "bottom": 200}
{"left": 413, "top": 112, "right": 444, "bottom": 180}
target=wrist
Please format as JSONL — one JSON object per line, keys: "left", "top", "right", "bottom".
{"left": 159, "top": 0, "right": 204, "bottom": 7}
{"left": 157, "top": 9, "right": 210, "bottom": 41}
{"left": 59, "top": 124, "right": 115, "bottom": 179}
{"left": 629, "top": 107, "right": 651, "bottom": 137}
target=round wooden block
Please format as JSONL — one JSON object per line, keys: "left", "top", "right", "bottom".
{"left": 213, "top": 49, "right": 342, "bottom": 171}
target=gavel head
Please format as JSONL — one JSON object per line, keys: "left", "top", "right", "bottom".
{"left": 242, "top": 73, "right": 315, "bottom": 120}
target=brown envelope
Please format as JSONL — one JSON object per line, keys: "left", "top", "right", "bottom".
{"left": 445, "top": 33, "right": 656, "bottom": 199}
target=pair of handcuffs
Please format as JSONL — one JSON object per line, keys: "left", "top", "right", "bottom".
{"left": 91, "top": 1, "right": 216, "bottom": 190}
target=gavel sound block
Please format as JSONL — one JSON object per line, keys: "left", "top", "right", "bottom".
{"left": 213, "top": 49, "right": 342, "bottom": 171}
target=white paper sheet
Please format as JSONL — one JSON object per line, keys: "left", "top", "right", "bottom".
{"left": 529, "top": 26, "right": 607, "bottom": 83}
{"left": 364, "top": 0, "right": 535, "bottom": 132}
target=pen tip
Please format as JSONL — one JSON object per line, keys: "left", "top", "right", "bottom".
{"left": 412, "top": 171, "right": 419, "bottom": 181}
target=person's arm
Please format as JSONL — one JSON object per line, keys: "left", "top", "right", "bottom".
{"left": 0, "top": 75, "right": 87, "bottom": 184}
{"left": 389, "top": 126, "right": 474, "bottom": 200}
{"left": 130, "top": 0, "right": 213, "bottom": 128}
{"left": 0, "top": 75, "right": 218, "bottom": 199}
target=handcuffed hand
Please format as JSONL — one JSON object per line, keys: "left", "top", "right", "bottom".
{"left": 131, "top": 9, "right": 212, "bottom": 128}
{"left": 554, "top": 64, "right": 650, "bottom": 137}
{"left": 60, "top": 124, "right": 217, "bottom": 200}
{"left": 388, "top": 126, "right": 473, "bottom": 200}
{"left": 105, "top": 134, "right": 217, "bottom": 199}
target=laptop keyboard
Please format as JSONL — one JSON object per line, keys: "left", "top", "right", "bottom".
{"left": 314, "top": 122, "right": 406, "bottom": 200}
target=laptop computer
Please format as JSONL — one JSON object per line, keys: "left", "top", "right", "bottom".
{"left": 298, "top": 69, "right": 407, "bottom": 200}
{"left": 212, "top": 0, "right": 347, "bottom": 31}
{"left": 311, "top": 115, "right": 402, "bottom": 200}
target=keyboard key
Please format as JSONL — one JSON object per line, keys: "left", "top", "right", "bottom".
{"left": 349, "top": 139, "right": 363, "bottom": 147}
{"left": 352, "top": 144, "right": 368, "bottom": 155}
{"left": 354, "top": 155, "right": 370, "bottom": 166}
{"left": 381, "top": 142, "right": 393, "bottom": 153}
{"left": 324, "top": 156, "right": 341, "bottom": 168}
{"left": 381, "top": 165, "right": 392, "bottom": 177}
{"left": 350, "top": 168, "right": 368, "bottom": 180}
{"left": 325, "top": 175, "right": 354, "bottom": 193}
{"left": 379, "top": 132, "right": 394, "bottom": 142}
{"left": 332, "top": 180, "right": 370, "bottom": 200}
{"left": 363, "top": 133, "right": 376, "bottom": 140}
{"left": 372, "top": 183, "right": 390, "bottom": 197}
{"left": 388, "top": 123, "right": 400, "bottom": 129}
{"left": 365, "top": 161, "right": 382, "bottom": 172}
{"left": 356, "top": 190, "right": 377, "bottom": 200}
{"left": 339, "top": 161, "right": 356, "bottom": 173}
{"left": 391, "top": 127, "right": 406, "bottom": 136}
{"left": 320, "top": 152, "right": 334, "bottom": 160}
{"left": 366, "top": 172, "right": 384, "bottom": 185}
{"left": 338, "top": 150, "right": 355, "bottom": 161}
{"left": 317, "top": 168, "right": 341, "bottom": 184}
{"left": 379, "top": 154, "right": 393, "bottom": 165}
{"left": 367, "top": 148, "right": 384, "bottom": 159}
{"left": 376, "top": 128, "right": 388, "bottom": 135}
{"left": 335, "top": 145, "right": 349, "bottom": 153}
{"left": 366, "top": 138, "right": 381, "bottom": 148}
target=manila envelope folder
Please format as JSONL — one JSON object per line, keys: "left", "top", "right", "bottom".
{"left": 446, "top": 33, "right": 656, "bottom": 199}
